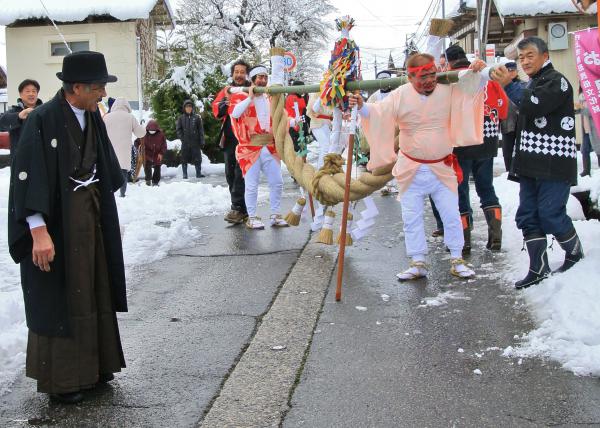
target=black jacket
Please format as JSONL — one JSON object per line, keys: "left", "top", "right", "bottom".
{"left": 8, "top": 90, "right": 126, "bottom": 337}
{"left": 0, "top": 98, "right": 43, "bottom": 153}
{"left": 512, "top": 63, "right": 577, "bottom": 185}
{"left": 176, "top": 101, "right": 205, "bottom": 163}
{"left": 214, "top": 82, "right": 250, "bottom": 153}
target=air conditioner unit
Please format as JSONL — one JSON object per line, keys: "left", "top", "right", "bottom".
{"left": 548, "top": 22, "right": 569, "bottom": 50}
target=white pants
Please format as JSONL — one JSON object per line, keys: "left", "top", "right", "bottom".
{"left": 399, "top": 165, "right": 464, "bottom": 260}
{"left": 328, "top": 108, "right": 345, "bottom": 154}
{"left": 311, "top": 125, "right": 331, "bottom": 170}
{"left": 244, "top": 146, "right": 283, "bottom": 217}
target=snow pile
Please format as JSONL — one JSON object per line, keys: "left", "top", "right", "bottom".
{"left": 571, "top": 173, "right": 600, "bottom": 207}
{"left": 493, "top": 169, "right": 600, "bottom": 377}
{"left": 156, "top": 149, "right": 225, "bottom": 178}
{"left": 495, "top": 0, "right": 579, "bottom": 16}
{"left": 0, "top": 168, "right": 28, "bottom": 395}
{"left": 418, "top": 291, "right": 471, "bottom": 308}
{"left": 116, "top": 180, "right": 231, "bottom": 266}
{"left": 448, "top": 0, "right": 579, "bottom": 16}
{"left": 0, "top": 0, "right": 174, "bottom": 26}
{"left": 0, "top": 165, "right": 231, "bottom": 395}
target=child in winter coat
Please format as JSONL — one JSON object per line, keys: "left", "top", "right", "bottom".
{"left": 137, "top": 120, "right": 168, "bottom": 186}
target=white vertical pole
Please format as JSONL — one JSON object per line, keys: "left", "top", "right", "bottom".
{"left": 442, "top": 0, "right": 447, "bottom": 51}
{"left": 136, "top": 36, "right": 143, "bottom": 121}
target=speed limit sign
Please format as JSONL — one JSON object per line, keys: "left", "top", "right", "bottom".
{"left": 283, "top": 51, "right": 297, "bottom": 72}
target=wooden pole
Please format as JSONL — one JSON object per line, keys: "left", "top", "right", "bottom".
{"left": 302, "top": 156, "right": 316, "bottom": 218}
{"left": 335, "top": 106, "right": 358, "bottom": 302}
{"left": 308, "top": 192, "right": 316, "bottom": 218}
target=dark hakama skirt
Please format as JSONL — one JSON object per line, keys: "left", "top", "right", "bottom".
{"left": 25, "top": 184, "right": 125, "bottom": 394}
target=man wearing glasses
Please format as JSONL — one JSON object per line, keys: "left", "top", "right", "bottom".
{"left": 8, "top": 51, "right": 127, "bottom": 404}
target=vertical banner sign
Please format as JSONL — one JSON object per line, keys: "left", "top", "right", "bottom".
{"left": 573, "top": 29, "right": 600, "bottom": 135}
{"left": 485, "top": 43, "right": 496, "bottom": 61}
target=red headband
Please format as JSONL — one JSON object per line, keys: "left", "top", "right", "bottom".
{"left": 407, "top": 61, "right": 436, "bottom": 75}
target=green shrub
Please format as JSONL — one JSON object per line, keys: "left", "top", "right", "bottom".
{"left": 147, "top": 68, "right": 227, "bottom": 163}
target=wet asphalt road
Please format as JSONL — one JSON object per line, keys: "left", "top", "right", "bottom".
{"left": 284, "top": 195, "right": 600, "bottom": 427}
{"left": 0, "top": 176, "right": 311, "bottom": 427}
{"left": 2, "top": 171, "right": 600, "bottom": 427}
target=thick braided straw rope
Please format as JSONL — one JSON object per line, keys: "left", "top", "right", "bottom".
{"left": 270, "top": 93, "right": 394, "bottom": 206}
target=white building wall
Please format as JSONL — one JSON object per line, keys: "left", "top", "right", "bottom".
{"left": 6, "top": 21, "right": 139, "bottom": 106}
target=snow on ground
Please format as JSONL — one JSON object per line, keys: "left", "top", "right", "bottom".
{"left": 418, "top": 291, "right": 471, "bottom": 308}
{"left": 2, "top": 145, "right": 600, "bottom": 393}
{"left": 0, "top": 159, "right": 233, "bottom": 395}
{"left": 491, "top": 153, "right": 600, "bottom": 377}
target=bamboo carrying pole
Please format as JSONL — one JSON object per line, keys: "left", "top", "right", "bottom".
{"left": 230, "top": 72, "right": 460, "bottom": 96}
{"left": 335, "top": 106, "right": 358, "bottom": 302}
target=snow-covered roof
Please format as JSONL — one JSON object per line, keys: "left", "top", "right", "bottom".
{"left": 450, "top": 0, "right": 582, "bottom": 17}
{"left": 0, "top": 0, "right": 175, "bottom": 26}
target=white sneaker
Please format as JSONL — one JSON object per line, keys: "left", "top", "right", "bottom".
{"left": 381, "top": 185, "right": 399, "bottom": 196}
{"left": 450, "top": 258, "right": 475, "bottom": 279}
{"left": 270, "top": 214, "right": 289, "bottom": 227}
{"left": 396, "top": 261, "right": 428, "bottom": 281}
{"left": 246, "top": 216, "right": 265, "bottom": 230}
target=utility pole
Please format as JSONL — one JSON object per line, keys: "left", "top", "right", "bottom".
{"left": 477, "top": 0, "right": 493, "bottom": 60}
{"left": 442, "top": 0, "right": 447, "bottom": 51}
{"left": 374, "top": 54, "right": 378, "bottom": 78}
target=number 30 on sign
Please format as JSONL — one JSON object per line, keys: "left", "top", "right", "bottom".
{"left": 284, "top": 51, "right": 297, "bottom": 72}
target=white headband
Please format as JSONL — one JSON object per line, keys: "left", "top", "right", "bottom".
{"left": 249, "top": 66, "right": 268, "bottom": 79}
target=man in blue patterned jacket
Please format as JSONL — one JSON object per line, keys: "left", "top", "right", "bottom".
{"left": 493, "top": 37, "right": 583, "bottom": 289}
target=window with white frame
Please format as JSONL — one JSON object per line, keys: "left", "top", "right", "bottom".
{"left": 50, "top": 41, "right": 90, "bottom": 56}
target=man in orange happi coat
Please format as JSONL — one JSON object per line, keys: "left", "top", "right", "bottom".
{"left": 349, "top": 53, "right": 495, "bottom": 281}
{"left": 229, "top": 65, "right": 290, "bottom": 230}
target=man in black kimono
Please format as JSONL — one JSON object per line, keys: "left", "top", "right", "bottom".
{"left": 8, "top": 51, "right": 127, "bottom": 404}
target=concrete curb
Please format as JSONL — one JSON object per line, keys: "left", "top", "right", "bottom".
{"left": 200, "top": 242, "right": 338, "bottom": 427}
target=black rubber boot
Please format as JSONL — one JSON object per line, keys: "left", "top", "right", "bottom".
{"left": 483, "top": 205, "right": 502, "bottom": 251}
{"left": 195, "top": 161, "right": 205, "bottom": 178}
{"left": 580, "top": 153, "right": 591, "bottom": 177}
{"left": 50, "top": 391, "right": 84, "bottom": 404}
{"left": 461, "top": 213, "right": 471, "bottom": 256}
{"left": 553, "top": 229, "right": 584, "bottom": 273}
{"left": 182, "top": 163, "right": 188, "bottom": 179}
{"left": 515, "top": 235, "right": 551, "bottom": 289}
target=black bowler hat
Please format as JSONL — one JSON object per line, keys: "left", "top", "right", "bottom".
{"left": 445, "top": 44, "right": 467, "bottom": 62}
{"left": 56, "top": 51, "right": 117, "bottom": 83}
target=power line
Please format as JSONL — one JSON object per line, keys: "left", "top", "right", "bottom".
{"left": 354, "top": 0, "right": 415, "bottom": 32}
{"left": 414, "top": 0, "right": 441, "bottom": 44}
{"left": 412, "top": 0, "right": 443, "bottom": 48}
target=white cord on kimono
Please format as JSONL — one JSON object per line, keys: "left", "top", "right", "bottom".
{"left": 69, "top": 167, "right": 99, "bottom": 191}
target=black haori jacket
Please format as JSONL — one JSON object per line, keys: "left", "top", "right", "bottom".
{"left": 512, "top": 63, "right": 577, "bottom": 185}
{"left": 7, "top": 90, "right": 127, "bottom": 337}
